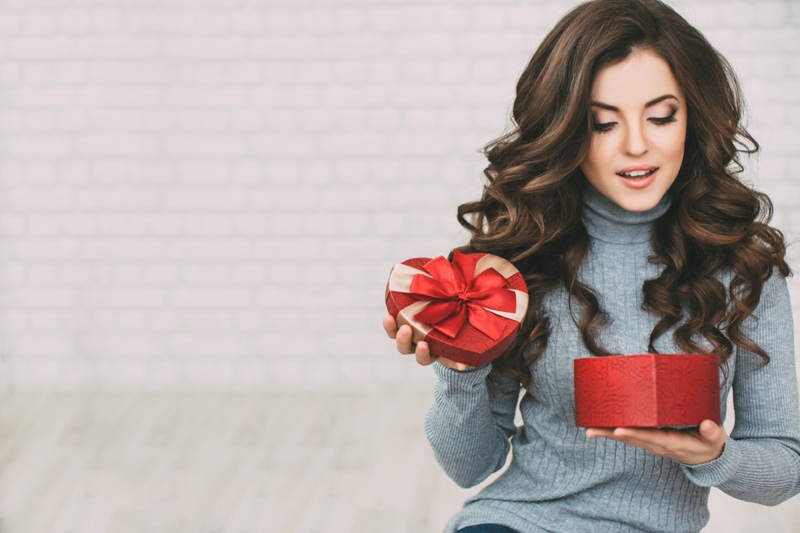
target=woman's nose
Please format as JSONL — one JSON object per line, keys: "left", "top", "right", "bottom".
{"left": 623, "top": 124, "right": 648, "bottom": 156}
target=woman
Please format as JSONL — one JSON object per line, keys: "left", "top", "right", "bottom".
{"left": 383, "top": 0, "right": 800, "bottom": 531}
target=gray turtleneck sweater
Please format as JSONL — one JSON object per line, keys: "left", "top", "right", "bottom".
{"left": 426, "top": 184, "right": 800, "bottom": 533}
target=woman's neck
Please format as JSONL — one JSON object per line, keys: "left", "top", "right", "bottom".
{"left": 581, "top": 181, "right": 671, "bottom": 244}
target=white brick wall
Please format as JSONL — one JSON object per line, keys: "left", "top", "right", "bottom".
{"left": 0, "top": 1, "right": 798, "bottom": 392}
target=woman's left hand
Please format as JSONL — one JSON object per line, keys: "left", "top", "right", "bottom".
{"left": 585, "top": 419, "right": 726, "bottom": 465}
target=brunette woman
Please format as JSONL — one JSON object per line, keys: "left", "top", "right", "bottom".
{"left": 383, "top": 0, "right": 800, "bottom": 531}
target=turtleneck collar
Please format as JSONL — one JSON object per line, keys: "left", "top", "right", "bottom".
{"left": 581, "top": 181, "right": 671, "bottom": 244}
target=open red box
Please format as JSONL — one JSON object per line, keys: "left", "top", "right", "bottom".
{"left": 574, "top": 354, "right": 721, "bottom": 428}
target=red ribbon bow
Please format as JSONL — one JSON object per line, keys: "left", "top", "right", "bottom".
{"left": 408, "top": 251, "right": 517, "bottom": 340}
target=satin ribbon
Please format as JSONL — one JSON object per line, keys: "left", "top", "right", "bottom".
{"left": 387, "top": 252, "right": 528, "bottom": 342}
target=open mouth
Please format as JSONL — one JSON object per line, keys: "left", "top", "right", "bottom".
{"left": 617, "top": 168, "right": 658, "bottom": 179}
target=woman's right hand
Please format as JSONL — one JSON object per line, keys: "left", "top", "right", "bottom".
{"left": 382, "top": 314, "right": 470, "bottom": 371}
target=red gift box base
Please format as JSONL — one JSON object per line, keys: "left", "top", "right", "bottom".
{"left": 574, "top": 354, "right": 721, "bottom": 428}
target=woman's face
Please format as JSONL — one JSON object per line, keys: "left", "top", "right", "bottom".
{"left": 580, "top": 49, "right": 687, "bottom": 212}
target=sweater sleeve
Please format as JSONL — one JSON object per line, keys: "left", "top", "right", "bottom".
{"left": 423, "top": 361, "right": 521, "bottom": 488}
{"left": 681, "top": 272, "right": 800, "bottom": 505}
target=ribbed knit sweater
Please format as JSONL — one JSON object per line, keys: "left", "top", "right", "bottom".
{"left": 426, "top": 184, "right": 800, "bottom": 533}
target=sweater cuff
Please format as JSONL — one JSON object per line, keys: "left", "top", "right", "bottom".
{"left": 680, "top": 437, "right": 742, "bottom": 487}
{"left": 433, "top": 361, "right": 492, "bottom": 390}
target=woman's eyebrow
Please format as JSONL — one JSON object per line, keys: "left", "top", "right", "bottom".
{"left": 591, "top": 94, "right": 680, "bottom": 111}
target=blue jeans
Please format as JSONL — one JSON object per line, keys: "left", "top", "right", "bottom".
{"left": 456, "top": 525, "right": 519, "bottom": 533}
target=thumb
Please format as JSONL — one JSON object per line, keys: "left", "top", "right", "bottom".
{"left": 699, "top": 419, "right": 722, "bottom": 441}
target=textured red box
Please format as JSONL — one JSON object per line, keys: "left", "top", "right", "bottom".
{"left": 574, "top": 354, "right": 721, "bottom": 428}
{"left": 385, "top": 252, "right": 528, "bottom": 368}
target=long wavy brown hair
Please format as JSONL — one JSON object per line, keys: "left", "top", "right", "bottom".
{"left": 452, "top": 0, "right": 791, "bottom": 389}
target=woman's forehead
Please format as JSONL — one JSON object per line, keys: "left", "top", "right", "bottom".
{"left": 591, "top": 50, "right": 684, "bottom": 108}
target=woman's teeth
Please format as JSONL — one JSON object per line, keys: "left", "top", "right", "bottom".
{"left": 618, "top": 169, "right": 656, "bottom": 178}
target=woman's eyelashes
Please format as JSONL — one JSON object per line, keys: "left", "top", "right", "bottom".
{"left": 592, "top": 111, "right": 678, "bottom": 134}
{"left": 650, "top": 109, "right": 678, "bottom": 126}
{"left": 593, "top": 121, "right": 616, "bottom": 133}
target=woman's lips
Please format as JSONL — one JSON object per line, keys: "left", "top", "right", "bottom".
{"left": 617, "top": 167, "right": 659, "bottom": 189}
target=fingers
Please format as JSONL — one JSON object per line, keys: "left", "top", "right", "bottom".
{"left": 586, "top": 427, "right": 673, "bottom": 455}
{"left": 384, "top": 317, "right": 470, "bottom": 372}
{"left": 585, "top": 421, "right": 727, "bottom": 464}
{"left": 413, "top": 342, "right": 472, "bottom": 372}
{"left": 414, "top": 341, "right": 436, "bottom": 366}
{"left": 438, "top": 358, "right": 470, "bottom": 371}
{"left": 388, "top": 322, "right": 437, "bottom": 366}
{"left": 383, "top": 314, "right": 398, "bottom": 339}
{"left": 589, "top": 426, "right": 683, "bottom": 446}
{"left": 585, "top": 428, "right": 615, "bottom": 439}
{"left": 699, "top": 419, "right": 722, "bottom": 441}
{"left": 605, "top": 428, "right": 662, "bottom": 451}
{"left": 394, "top": 324, "right": 415, "bottom": 355}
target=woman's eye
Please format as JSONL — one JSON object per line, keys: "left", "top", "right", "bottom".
{"left": 650, "top": 114, "right": 677, "bottom": 126}
{"left": 593, "top": 122, "right": 616, "bottom": 133}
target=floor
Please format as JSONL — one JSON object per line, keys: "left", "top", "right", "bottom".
{"left": 0, "top": 392, "right": 798, "bottom": 533}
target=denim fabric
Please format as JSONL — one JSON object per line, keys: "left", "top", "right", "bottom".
{"left": 456, "top": 525, "right": 519, "bottom": 533}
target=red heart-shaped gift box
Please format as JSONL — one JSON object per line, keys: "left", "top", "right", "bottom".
{"left": 574, "top": 353, "right": 721, "bottom": 428}
{"left": 385, "top": 252, "right": 529, "bottom": 368}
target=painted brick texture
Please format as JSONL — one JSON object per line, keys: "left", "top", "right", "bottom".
{"left": 0, "top": 1, "right": 798, "bottom": 392}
